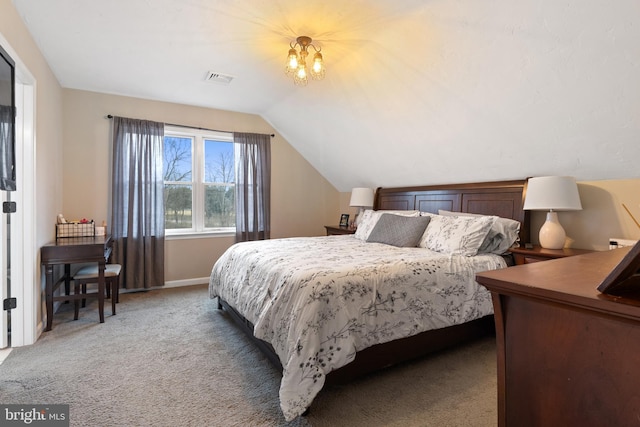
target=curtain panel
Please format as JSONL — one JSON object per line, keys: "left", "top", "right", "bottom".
{"left": 111, "top": 116, "right": 165, "bottom": 289}
{"left": 0, "top": 105, "right": 16, "bottom": 191}
{"left": 233, "top": 132, "right": 271, "bottom": 242}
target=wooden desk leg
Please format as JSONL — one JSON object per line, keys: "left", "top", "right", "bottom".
{"left": 64, "top": 264, "right": 71, "bottom": 302}
{"left": 45, "top": 265, "right": 54, "bottom": 331}
{"left": 111, "top": 279, "right": 117, "bottom": 316}
{"left": 98, "top": 262, "right": 105, "bottom": 323}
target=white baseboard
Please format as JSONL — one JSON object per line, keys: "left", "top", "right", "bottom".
{"left": 162, "top": 277, "right": 209, "bottom": 288}
{"left": 0, "top": 348, "right": 13, "bottom": 364}
{"left": 116, "top": 277, "right": 210, "bottom": 294}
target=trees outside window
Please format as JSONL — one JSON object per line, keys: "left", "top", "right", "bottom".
{"left": 163, "top": 126, "right": 235, "bottom": 234}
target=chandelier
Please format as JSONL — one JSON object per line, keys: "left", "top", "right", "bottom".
{"left": 285, "top": 36, "right": 325, "bottom": 86}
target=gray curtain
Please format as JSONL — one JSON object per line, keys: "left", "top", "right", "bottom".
{"left": 0, "top": 105, "right": 15, "bottom": 191}
{"left": 111, "top": 116, "right": 165, "bottom": 289}
{"left": 233, "top": 132, "right": 271, "bottom": 242}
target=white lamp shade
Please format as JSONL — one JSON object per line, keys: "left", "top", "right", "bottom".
{"left": 523, "top": 176, "right": 582, "bottom": 211}
{"left": 349, "top": 187, "right": 374, "bottom": 207}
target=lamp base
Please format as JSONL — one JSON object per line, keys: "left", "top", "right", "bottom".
{"left": 539, "top": 211, "right": 566, "bottom": 249}
{"left": 354, "top": 207, "right": 366, "bottom": 227}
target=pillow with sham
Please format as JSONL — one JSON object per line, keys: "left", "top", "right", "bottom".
{"left": 419, "top": 214, "right": 496, "bottom": 256}
{"left": 354, "top": 209, "right": 420, "bottom": 241}
{"left": 438, "top": 210, "right": 521, "bottom": 254}
{"left": 366, "top": 214, "right": 431, "bottom": 247}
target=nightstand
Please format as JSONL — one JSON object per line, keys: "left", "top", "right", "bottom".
{"left": 324, "top": 225, "right": 356, "bottom": 236}
{"left": 510, "top": 245, "right": 595, "bottom": 265}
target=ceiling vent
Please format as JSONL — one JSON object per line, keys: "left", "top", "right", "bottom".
{"left": 204, "top": 71, "right": 234, "bottom": 85}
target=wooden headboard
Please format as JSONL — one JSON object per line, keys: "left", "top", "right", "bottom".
{"left": 373, "top": 179, "right": 530, "bottom": 245}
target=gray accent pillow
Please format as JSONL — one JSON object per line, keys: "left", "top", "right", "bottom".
{"left": 366, "top": 214, "right": 431, "bottom": 247}
{"left": 353, "top": 209, "right": 420, "bottom": 241}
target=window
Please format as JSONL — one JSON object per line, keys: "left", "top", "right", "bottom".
{"left": 163, "top": 126, "right": 235, "bottom": 234}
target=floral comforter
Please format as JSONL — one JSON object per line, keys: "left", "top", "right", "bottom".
{"left": 208, "top": 235, "right": 505, "bottom": 421}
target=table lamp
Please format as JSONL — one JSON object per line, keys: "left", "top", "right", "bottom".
{"left": 523, "top": 176, "right": 582, "bottom": 249}
{"left": 349, "top": 187, "right": 374, "bottom": 226}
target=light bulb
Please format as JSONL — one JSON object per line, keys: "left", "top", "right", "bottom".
{"left": 296, "top": 65, "right": 307, "bottom": 79}
{"left": 310, "top": 52, "right": 325, "bottom": 80}
{"left": 285, "top": 48, "right": 298, "bottom": 75}
{"left": 294, "top": 63, "right": 308, "bottom": 85}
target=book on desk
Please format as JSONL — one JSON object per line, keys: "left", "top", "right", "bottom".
{"left": 597, "top": 240, "right": 640, "bottom": 297}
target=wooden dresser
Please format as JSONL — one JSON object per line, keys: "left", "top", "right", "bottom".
{"left": 476, "top": 248, "right": 640, "bottom": 427}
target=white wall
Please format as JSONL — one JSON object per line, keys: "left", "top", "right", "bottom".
{"left": 266, "top": 0, "right": 640, "bottom": 192}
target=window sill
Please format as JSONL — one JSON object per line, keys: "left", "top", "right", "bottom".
{"left": 165, "top": 231, "right": 235, "bottom": 240}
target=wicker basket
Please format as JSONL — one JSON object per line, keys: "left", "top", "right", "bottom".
{"left": 56, "top": 221, "right": 95, "bottom": 238}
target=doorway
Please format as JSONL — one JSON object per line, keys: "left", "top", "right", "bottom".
{"left": 0, "top": 33, "right": 36, "bottom": 350}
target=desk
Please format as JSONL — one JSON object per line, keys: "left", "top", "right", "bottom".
{"left": 476, "top": 248, "right": 640, "bottom": 427}
{"left": 41, "top": 235, "right": 112, "bottom": 331}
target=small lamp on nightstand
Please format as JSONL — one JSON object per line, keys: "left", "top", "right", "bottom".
{"left": 523, "top": 176, "right": 582, "bottom": 249}
{"left": 350, "top": 187, "right": 374, "bottom": 227}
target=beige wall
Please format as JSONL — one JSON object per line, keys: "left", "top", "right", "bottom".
{"left": 0, "top": 1, "right": 64, "bottom": 244}
{"left": 62, "top": 89, "right": 340, "bottom": 283}
{"left": 541, "top": 178, "right": 640, "bottom": 251}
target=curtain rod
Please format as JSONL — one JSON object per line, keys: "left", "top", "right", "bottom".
{"left": 106, "top": 115, "right": 275, "bottom": 137}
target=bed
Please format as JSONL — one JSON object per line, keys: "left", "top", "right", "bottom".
{"left": 209, "top": 179, "right": 530, "bottom": 421}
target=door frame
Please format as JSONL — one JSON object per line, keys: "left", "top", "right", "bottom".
{"left": 0, "top": 32, "right": 37, "bottom": 347}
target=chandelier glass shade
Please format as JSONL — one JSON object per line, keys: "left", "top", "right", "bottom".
{"left": 285, "top": 36, "right": 325, "bottom": 86}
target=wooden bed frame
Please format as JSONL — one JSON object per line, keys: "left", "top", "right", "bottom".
{"left": 217, "top": 179, "right": 530, "bottom": 386}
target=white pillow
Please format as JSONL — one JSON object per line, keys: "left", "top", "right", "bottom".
{"left": 438, "top": 210, "right": 521, "bottom": 254}
{"left": 419, "top": 214, "right": 496, "bottom": 256}
{"left": 354, "top": 209, "right": 420, "bottom": 241}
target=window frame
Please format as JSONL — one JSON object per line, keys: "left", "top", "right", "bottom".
{"left": 163, "top": 125, "right": 235, "bottom": 237}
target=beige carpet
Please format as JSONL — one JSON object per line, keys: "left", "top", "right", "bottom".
{"left": 0, "top": 284, "right": 497, "bottom": 426}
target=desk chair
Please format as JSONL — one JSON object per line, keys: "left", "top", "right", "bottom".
{"left": 72, "top": 264, "right": 121, "bottom": 322}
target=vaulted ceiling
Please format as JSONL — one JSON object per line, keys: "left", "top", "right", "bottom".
{"left": 13, "top": 0, "right": 640, "bottom": 191}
